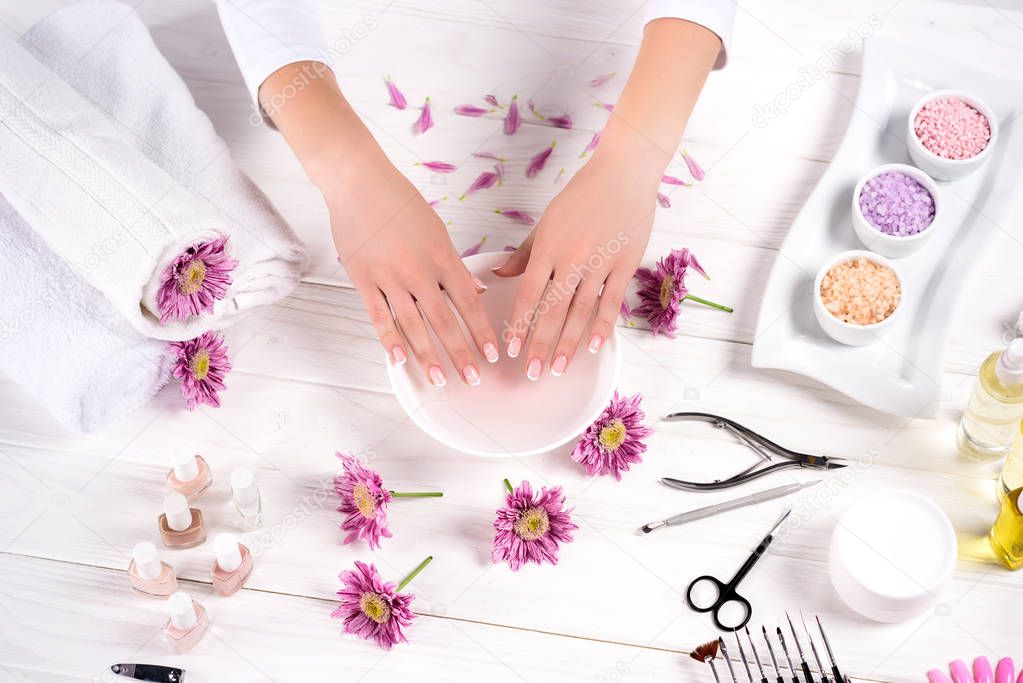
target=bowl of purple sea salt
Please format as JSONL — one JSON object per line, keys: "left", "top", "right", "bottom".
{"left": 851, "top": 163, "right": 940, "bottom": 258}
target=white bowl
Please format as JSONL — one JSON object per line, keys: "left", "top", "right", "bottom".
{"left": 829, "top": 490, "right": 957, "bottom": 623}
{"left": 813, "top": 250, "right": 904, "bottom": 346}
{"left": 386, "top": 252, "right": 622, "bottom": 457}
{"left": 851, "top": 163, "right": 940, "bottom": 258}
{"left": 907, "top": 89, "right": 997, "bottom": 181}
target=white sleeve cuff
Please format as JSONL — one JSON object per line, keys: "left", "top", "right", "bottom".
{"left": 643, "top": 0, "right": 735, "bottom": 69}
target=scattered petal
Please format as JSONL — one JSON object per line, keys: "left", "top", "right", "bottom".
{"left": 594, "top": 101, "right": 615, "bottom": 112}
{"left": 415, "top": 161, "right": 457, "bottom": 173}
{"left": 460, "top": 171, "right": 499, "bottom": 200}
{"left": 494, "top": 209, "right": 536, "bottom": 226}
{"left": 554, "top": 167, "right": 566, "bottom": 185}
{"left": 428, "top": 196, "right": 448, "bottom": 207}
{"left": 545, "top": 114, "right": 573, "bottom": 129}
{"left": 572, "top": 391, "right": 652, "bottom": 480}
{"left": 661, "top": 174, "right": 692, "bottom": 187}
{"left": 473, "top": 151, "right": 507, "bottom": 162}
{"left": 681, "top": 148, "right": 705, "bottom": 181}
{"left": 414, "top": 97, "right": 434, "bottom": 135}
{"left": 455, "top": 104, "right": 493, "bottom": 117}
{"left": 620, "top": 298, "right": 632, "bottom": 320}
{"left": 527, "top": 99, "right": 545, "bottom": 120}
{"left": 494, "top": 162, "right": 505, "bottom": 186}
{"left": 484, "top": 94, "right": 501, "bottom": 108}
{"left": 461, "top": 236, "right": 488, "bottom": 258}
{"left": 526, "top": 142, "right": 556, "bottom": 179}
{"left": 384, "top": 76, "right": 407, "bottom": 110}
{"left": 504, "top": 95, "right": 521, "bottom": 135}
{"left": 503, "top": 245, "right": 517, "bottom": 252}
{"left": 170, "top": 331, "right": 231, "bottom": 409}
{"left": 580, "top": 132, "right": 600, "bottom": 158}
{"left": 589, "top": 72, "right": 616, "bottom": 87}
{"left": 157, "top": 235, "right": 238, "bottom": 323}
{"left": 492, "top": 480, "right": 578, "bottom": 571}
{"left": 657, "top": 192, "right": 671, "bottom": 208}
{"left": 331, "top": 561, "right": 414, "bottom": 650}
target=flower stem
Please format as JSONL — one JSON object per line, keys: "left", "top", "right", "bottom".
{"left": 389, "top": 491, "right": 444, "bottom": 498}
{"left": 398, "top": 555, "right": 433, "bottom": 591}
{"left": 503, "top": 478, "right": 514, "bottom": 494}
{"left": 683, "top": 294, "right": 733, "bottom": 313}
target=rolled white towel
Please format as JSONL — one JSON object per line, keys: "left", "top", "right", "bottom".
{"left": 0, "top": 1, "right": 306, "bottom": 341}
{"left": 0, "top": 194, "right": 174, "bottom": 433}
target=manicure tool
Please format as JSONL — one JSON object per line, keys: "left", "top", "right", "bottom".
{"left": 690, "top": 640, "right": 723, "bottom": 683}
{"left": 777, "top": 628, "right": 800, "bottom": 683}
{"left": 736, "top": 632, "right": 755, "bottom": 683}
{"left": 762, "top": 625, "right": 786, "bottom": 683}
{"left": 815, "top": 616, "right": 846, "bottom": 683}
{"left": 720, "top": 637, "right": 740, "bottom": 683}
{"left": 110, "top": 663, "right": 183, "bottom": 682}
{"left": 642, "top": 481, "right": 820, "bottom": 533}
{"left": 660, "top": 413, "right": 848, "bottom": 491}
{"left": 745, "top": 626, "right": 770, "bottom": 683}
{"left": 786, "top": 612, "right": 815, "bottom": 683}
{"left": 801, "top": 612, "right": 831, "bottom": 683}
{"left": 686, "top": 509, "right": 791, "bottom": 630}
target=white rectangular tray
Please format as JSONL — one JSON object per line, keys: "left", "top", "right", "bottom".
{"left": 751, "top": 35, "right": 1023, "bottom": 418}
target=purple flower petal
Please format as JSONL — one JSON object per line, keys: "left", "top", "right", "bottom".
{"left": 455, "top": 104, "right": 492, "bottom": 117}
{"left": 504, "top": 95, "right": 521, "bottom": 135}
{"left": 484, "top": 94, "right": 501, "bottom": 108}
{"left": 472, "top": 151, "right": 506, "bottom": 162}
{"left": 494, "top": 209, "right": 536, "bottom": 226}
{"left": 526, "top": 142, "right": 556, "bottom": 179}
{"left": 459, "top": 171, "right": 499, "bottom": 200}
{"left": 661, "top": 174, "right": 691, "bottom": 187}
{"left": 545, "top": 114, "right": 573, "bottom": 129}
{"left": 681, "top": 148, "right": 705, "bottom": 182}
{"left": 580, "top": 132, "right": 600, "bottom": 158}
{"left": 589, "top": 72, "right": 616, "bottom": 87}
{"left": 461, "top": 236, "right": 488, "bottom": 257}
{"left": 657, "top": 192, "right": 671, "bottom": 208}
{"left": 415, "top": 161, "right": 457, "bottom": 173}
{"left": 414, "top": 97, "right": 434, "bottom": 135}
{"left": 384, "top": 76, "right": 407, "bottom": 110}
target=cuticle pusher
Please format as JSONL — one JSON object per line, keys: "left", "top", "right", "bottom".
{"left": 641, "top": 481, "right": 820, "bottom": 533}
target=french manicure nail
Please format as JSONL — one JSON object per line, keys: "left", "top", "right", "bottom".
{"left": 391, "top": 346, "right": 407, "bottom": 366}
{"left": 929, "top": 671, "right": 953, "bottom": 683}
{"left": 551, "top": 354, "right": 567, "bottom": 376}
{"left": 428, "top": 365, "right": 446, "bottom": 387}
{"left": 507, "top": 336, "right": 522, "bottom": 358}
{"left": 463, "top": 365, "right": 480, "bottom": 386}
{"left": 526, "top": 358, "right": 542, "bottom": 381}
{"left": 587, "top": 335, "right": 602, "bottom": 353}
{"left": 951, "top": 660, "right": 971, "bottom": 683}
{"left": 975, "top": 658, "right": 994, "bottom": 683}
{"left": 472, "top": 276, "right": 488, "bottom": 291}
{"left": 996, "top": 659, "right": 1014, "bottom": 683}
{"left": 483, "top": 342, "right": 499, "bottom": 363}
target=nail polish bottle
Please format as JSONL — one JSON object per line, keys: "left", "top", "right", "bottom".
{"left": 164, "top": 591, "right": 208, "bottom": 654}
{"left": 167, "top": 451, "right": 213, "bottom": 502}
{"left": 211, "top": 532, "right": 253, "bottom": 596}
{"left": 128, "top": 541, "right": 177, "bottom": 598}
{"left": 230, "top": 467, "right": 262, "bottom": 530}
{"left": 159, "top": 492, "right": 206, "bottom": 549}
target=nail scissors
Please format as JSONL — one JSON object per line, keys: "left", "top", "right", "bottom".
{"left": 660, "top": 412, "right": 848, "bottom": 491}
{"left": 686, "top": 509, "right": 791, "bottom": 631}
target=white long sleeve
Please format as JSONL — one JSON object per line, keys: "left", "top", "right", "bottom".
{"left": 215, "top": 1, "right": 736, "bottom": 116}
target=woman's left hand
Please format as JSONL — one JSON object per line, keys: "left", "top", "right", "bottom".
{"left": 493, "top": 146, "right": 660, "bottom": 380}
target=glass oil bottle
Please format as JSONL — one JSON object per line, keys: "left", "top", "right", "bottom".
{"left": 990, "top": 486, "right": 1023, "bottom": 570}
{"left": 957, "top": 340, "right": 1023, "bottom": 462}
{"left": 999, "top": 421, "right": 1023, "bottom": 500}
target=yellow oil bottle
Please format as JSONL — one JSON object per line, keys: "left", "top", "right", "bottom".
{"left": 990, "top": 487, "right": 1023, "bottom": 570}
{"left": 999, "top": 421, "right": 1023, "bottom": 500}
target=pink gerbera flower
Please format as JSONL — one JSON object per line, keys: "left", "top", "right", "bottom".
{"left": 331, "top": 560, "right": 419, "bottom": 650}
{"left": 157, "top": 236, "right": 238, "bottom": 323}
{"left": 632, "top": 248, "right": 709, "bottom": 337}
{"left": 492, "top": 479, "right": 577, "bottom": 571}
{"left": 333, "top": 452, "right": 393, "bottom": 549}
{"left": 170, "top": 331, "right": 231, "bottom": 409}
{"left": 571, "top": 391, "right": 652, "bottom": 480}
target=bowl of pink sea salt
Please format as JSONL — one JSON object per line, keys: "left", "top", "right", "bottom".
{"left": 852, "top": 163, "right": 940, "bottom": 258}
{"left": 908, "top": 89, "right": 996, "bottom": 181}
{"left": 813, "top": 251, "right": 903, "bottom": 346}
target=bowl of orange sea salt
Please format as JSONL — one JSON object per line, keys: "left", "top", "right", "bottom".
{"left": 813, "top": 250, "right": 903, "bottom": 346}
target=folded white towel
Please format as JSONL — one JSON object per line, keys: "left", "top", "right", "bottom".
{"left": 0, "top": 1, "right": 306, "bottom": 342}
{"left": 0, "top": 194, "right": 175, "bottom": 432}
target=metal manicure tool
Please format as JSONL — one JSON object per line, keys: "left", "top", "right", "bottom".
{"left": 800, "top": 611, "right": 831, "bottom": 683}
{"left": 761, "top": 625, "right": 785, "bottom": 683}
{"left": 815, "top": 615, "right": 847, "bottom": 683}
{"left": 745, "top": 626, "right": 769, "bottom": 683}
{"left": 660, "top": 412, "right": 848, "bottom": 491}
{"left": 641, "top": 481, "right": 820, "bottom": 533}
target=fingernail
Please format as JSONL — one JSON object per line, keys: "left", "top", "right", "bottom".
{"left": 929, "top": 671, "right": 953, "bottom": 683}
{"left": 951, "top": 660, "right": 970, "bottom": 683}
{"left": 551, "top": 354, "right": 568, "bottom": 376}
{"left": 996, "top": 659, "right": 1014, "bottom": 683}
{"left": 391, "top": 346, "right": 407, "bottom": 366}
{"left": 507, "top": 336, "right": 522, "bottom": 358}
{"left": 472, "top": 276, "right": 488, "bottom": 291}
{"left": 483, "top": 342, "right": 499, "bottom": 363}
{"left": 588, "top": 335, "right": 602, "bottom": 353}
{"left": 428, "top": 365, "right": 446, "bottom": 387}
{"left": 975, "top": 658, "right": 994, "bottom": 683}
{"left": 463, "top": 364, "right": 480, "bottom": 386}
{"left": 526, "top": 358, "right": 542, "bottom": 381}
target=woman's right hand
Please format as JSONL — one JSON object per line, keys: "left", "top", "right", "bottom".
{"left": 323, "top": 150, "right": 500, "bottom": 387}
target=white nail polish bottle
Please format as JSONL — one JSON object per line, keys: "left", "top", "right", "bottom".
{"left": 230, "top": 468, "right": 262, "bottom": 530}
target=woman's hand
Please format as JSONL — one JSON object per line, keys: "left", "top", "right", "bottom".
{"left": 325, "top": 151, "right": 499, "bottom": 387}
{"left": 493, "top": 143, "right": 658, "bottom": 379}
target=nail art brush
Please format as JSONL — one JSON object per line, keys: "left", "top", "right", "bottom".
{"left": 762, "top": 625, "right": 785, "bottom": 683}
{"left": 745, "top": 626, "right": 769, "bottom": 683}
{"left": 777, "top": 627, "right": 800, "bottom": 683}
{"left": 735, "top": 632, "right": 755, "bottom": 683}
{"left": 800, "top": 611, "right": 830, "bottom": 683}
{"left": 815, "top": 616, "right": 846, "bottom": 683}
{"left": 690, "top": 640, "right": 723, "bottom": 683}
{"left": 719, "top": 637, "right": 740, "bottom": 683}
{"left": 641, "top": 481, "right": 820, "bottom": 532}
{"left": 785, "top": 611, "right": 815, "bottom": 683}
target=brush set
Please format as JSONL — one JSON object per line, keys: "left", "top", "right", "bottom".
{"left": 690, "top": 612, "right": 848, "bottom": 683}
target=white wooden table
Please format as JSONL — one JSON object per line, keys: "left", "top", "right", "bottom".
{"left": 2, "top": 1, "right": 1023, "bottom": 681}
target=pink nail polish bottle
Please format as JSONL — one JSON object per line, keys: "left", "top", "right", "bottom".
{"left": 167, "top": 451, "right": 213, "bottom": 502}
{"left": 211, "top": 533, "right": 253, "bottom": 596}
{"left": 128, "top": 541, "right": 177, "bottom": 598}
{"left": 159, "top": 492, "right": 206, "bottom": 549}
{"left": 164, "top": 591, "right": 209, "bottom": 654}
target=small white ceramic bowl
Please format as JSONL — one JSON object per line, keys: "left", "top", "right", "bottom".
{"left": 851, "top": 163, "right": 940, "bottom": 258}
{"left": 813, "top": 250, "right": 904, "bottom": 346}
{"left": 829, "top": 489, "right": 956, "bottom": 623}
{"left": 907, "top": 89, "right": 997, "bottom": 181}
